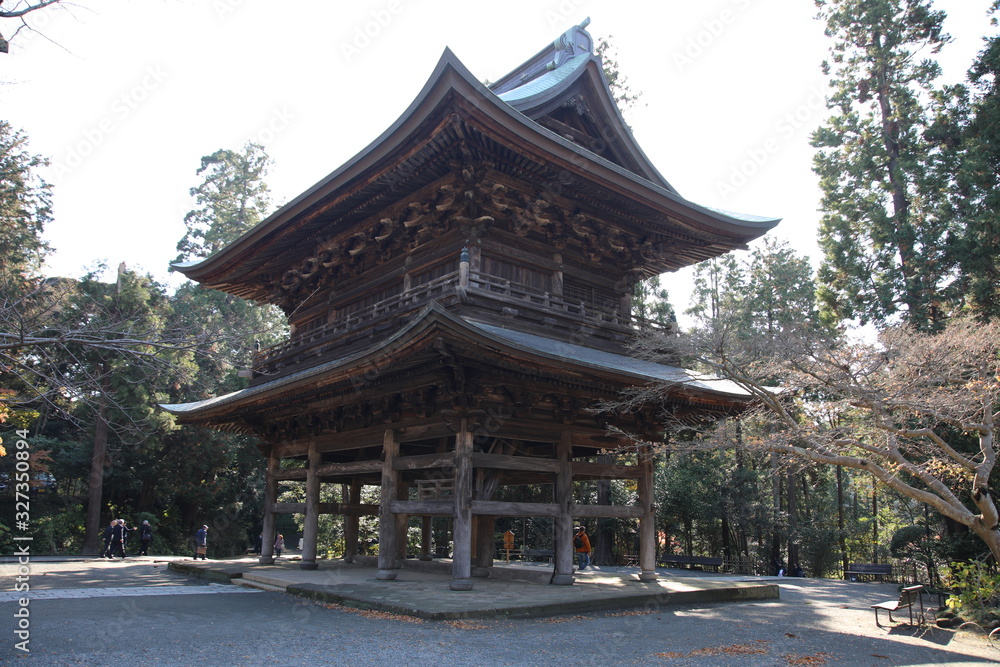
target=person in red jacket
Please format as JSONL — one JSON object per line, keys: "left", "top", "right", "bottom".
{"left": 574, "top": 525, "right": 592, "bottom": 570}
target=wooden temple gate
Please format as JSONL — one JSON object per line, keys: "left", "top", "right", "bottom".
{"left": 163, "top": 19, "right": 777, "bottom": 591}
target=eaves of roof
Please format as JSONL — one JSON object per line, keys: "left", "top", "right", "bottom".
{"left": 171, "top": 48, "right": 779, "bottom": 286}
{"left": 160, "top": 303, "right": 749, "bottom": 419}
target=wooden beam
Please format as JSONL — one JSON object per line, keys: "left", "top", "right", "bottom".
{"left": 571, "top": 461, "right": 642, "bottom": 480}
{"left": 471, "top": 500, "right": 560, "bottom": 517}
{"left": 571, "top": 504, "right": 643, "bottom": 519}
{"left": 318, "top": 502, "right": 379, "bottom": 516}
{"left": 390, "top": 500, "right": 454, "bottom": 515}
{"left": 316, "top": 459, "right": 383, "bottom": 477}
{"left": 394, "top": 452, "right": 456, "bottom": 471}
{"left": 274, "top": 468, "right": 307, "bottom": 481}
{"left": 273, "top": 502, "right": 306, "bottom": 513}
{"left": 472, "top": 452, "right": 560, "bottom": 473}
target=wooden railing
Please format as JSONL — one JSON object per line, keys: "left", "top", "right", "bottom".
{"left": 253, "top": 270, "right": 675, "bottom": 375}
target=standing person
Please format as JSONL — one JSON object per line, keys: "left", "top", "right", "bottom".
{"left": 108, "top": 519, "right": 125, "bottom": 559}
{"left": 101, "top": 519, "right": 117, "bottom": 559}
{"left": 138, "top": 520, "right": 153, "bottom": 556}
{"left": 574, "top": 525, "right": 591, "bottom": 571}
{"left": 119, "top": 519, "right": 131, "bottom": 558}
{"left": 274, "top": 534, "right": 285, "bottom": 558}
{"left": 194, "top": 525, "right": 208, "bottom": 560}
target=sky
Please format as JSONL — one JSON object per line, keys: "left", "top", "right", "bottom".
{"left": 2, "top": 0, "right": 996, "bottom": 325}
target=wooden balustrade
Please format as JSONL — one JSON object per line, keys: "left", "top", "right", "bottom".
{"left": 252, "top": 270, "right": 675, "bottom": 376}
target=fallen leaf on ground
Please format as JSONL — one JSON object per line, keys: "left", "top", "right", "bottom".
{"left": 783, "top": 652, "right": 832, "bottom": 665}
{"left": 444, "top": 620, "right": 488, "bottom": 630}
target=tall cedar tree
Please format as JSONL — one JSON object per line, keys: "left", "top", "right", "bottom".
{"left": 0, "top": 122, "right": 52, "bottom": 457}
{"left": 166, "top": 142, "right": 285, "bottom": 553}
{"left": 811, "top": 0, "right": 951, "bottom": 330}
{"left": 954, "top": 10, "right": 1000, "bottom": 320}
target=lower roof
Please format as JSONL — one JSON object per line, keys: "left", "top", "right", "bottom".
{"left": 160, "top": 305, "right": 748, "bottom": 419}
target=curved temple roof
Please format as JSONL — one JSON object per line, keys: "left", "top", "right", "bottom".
{"left": 161, "top": 304, "right": 750, "bottom": 425}
{"left": 169, "top": 20, "right": 779, "bottom": 303}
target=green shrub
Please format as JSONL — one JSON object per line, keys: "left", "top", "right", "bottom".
{"left": 942, "top": 561, "right": 1000, "bottom": 622}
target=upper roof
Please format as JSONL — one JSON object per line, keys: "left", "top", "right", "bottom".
{"left": 170, "top": 21, "right": 780, "bottom": 305}
{"left": 490, "top": 18, "right": 675, "bottom": 191}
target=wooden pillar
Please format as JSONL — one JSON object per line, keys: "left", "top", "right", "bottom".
{"left": 475, "top": 515, "right": 495, "bottom": 570}
{"left": 299, "top": 442, "right": 321, "bottom": 569}
{"left": 552, "top": 431, "right": 574, "bottom": 585}
{"left": 451, "top": 421, "right": 474, "bottom": 590}
{"left": 344, "top": 480, "right": 360, "bottom": 563}
{"left": 259, "top": 451, "right": 279, "bottom": 564}
{"left": 396, "top": 481, "right": 410, "bottom": 562}
{"left": 377, "top": 429, "right": 399, "bottom": 580}
{"left": 419, "top": 516, "right": 433, "bottom": 561}
{"left": 638, "top": 444, "right": 658, "bottom": 581}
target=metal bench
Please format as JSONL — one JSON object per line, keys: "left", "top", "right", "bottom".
{"left": 845, "top": 563, "right": 892, "bottom": 581}
{"left": 658, "top": 555, "right": 723, "bottom": 572}
{"left": 872, "top": 585, "right": 925, "bottom": 626}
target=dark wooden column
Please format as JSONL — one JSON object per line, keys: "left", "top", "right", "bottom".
{"left": 552, "top": 432, "right": 574, "bottom": 585}
{"left": 638, "top": 444, "right": 658, "bottom": 581}
{"left": 259, "top": 451, "right": 279, "bottom": 564}
{"left": 344, "top": 480, "right": 361, "bottom": 563}
{"left": 475, "top": 515, "right": 495, "bottom": 571}
{"left": 450, "top": 420, "right": 474, "bottom": 590}
{"left": 396, "top": 481, "right": 410, "bottom": 562}
{"left": 419, "top": 516, "right": 433, "bottom": 561}
{"left": 377, "top": 429, "right": 399, "bottom": 580}
{"left": 300, "top": 442, "right": 320, "bottom": 569}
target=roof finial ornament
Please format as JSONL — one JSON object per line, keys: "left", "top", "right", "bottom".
{"left": 547, "top": 16, "right": 593, "bottom": 71}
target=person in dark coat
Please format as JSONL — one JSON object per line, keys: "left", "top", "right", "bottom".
{"left": 119, "top": 520, "right": 131, "bottom": 558}
{"left": 138, "top": 520, "right": 153, "bottom": 556}
{"left": 194, "top": 525, "right": 208, "bottom": 560}
{"left": 101, "top": 520, "right": 117, "bottom": 559}
{"left": 108, "top": 519, "right": 125, "bottom": 559}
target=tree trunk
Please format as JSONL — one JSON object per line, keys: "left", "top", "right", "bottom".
{"left": 786, "top": 470, "right": 799, "bottom": 571}
{"left": 872, "top": 482, "right": 879, "bottom": 563}
{"left": 770, "top": 453, "right": 782, "bottom": 568}
{"left": 82, "top": 383, "right": 109, "bottom": 555}
{"left": 838, "top": 466, "right": 848, "bottom": 579}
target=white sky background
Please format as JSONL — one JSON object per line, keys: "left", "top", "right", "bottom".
{"left": 2, "top": 0, "right": 995, "bottom": 326}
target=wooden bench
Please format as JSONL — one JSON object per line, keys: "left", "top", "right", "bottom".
{"left": 621, "top": 553, "right": 639, "bottom": 567}
{"left": 521, "top": 548, "right": 554, "bottom": 563}
{"left": 845, "top": 563, "right": 892, "bottom": 581}
{"left": 658, "top": 555, "right": 723, "bottom": 572}
{"left": 872, "top": 585, "right": 925, "bottom": 626}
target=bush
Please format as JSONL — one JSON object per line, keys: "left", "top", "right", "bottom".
{"left": 943, "top": 560, "right": 1000, "bottom": 623}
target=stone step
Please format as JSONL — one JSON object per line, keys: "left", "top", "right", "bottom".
{"left": 234, "top": 577, "right": 286, "bottom": 593}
